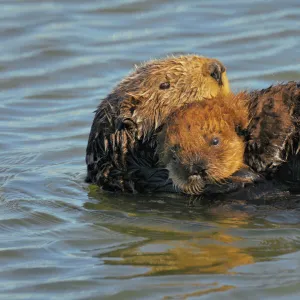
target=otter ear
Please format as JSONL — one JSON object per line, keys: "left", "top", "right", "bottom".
{"left": 206, "top": 61, "right": 225, "bottom": 85}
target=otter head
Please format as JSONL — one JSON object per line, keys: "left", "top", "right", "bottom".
{"left": 158, "top": 94, "right": 249, "bottom": 195}
{"left": 114, "top": 55, "right": 230, "bottom": 140}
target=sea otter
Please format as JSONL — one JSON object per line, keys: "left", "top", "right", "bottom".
{"left": 157, "top": 93, "right": 250, "bottom": 194}
{"left": 86, "top": 55, "right": 231, "bottom": 192}
{"left": 245, "top": 82, "right": 299, "bottom": 174}
{"left": 159, "top": 82, "right": 300, "bottom": 195}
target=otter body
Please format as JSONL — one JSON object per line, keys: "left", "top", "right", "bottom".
{"left": 245, "top": 82, "right": 300, "bottom": 175}
{"left": 86, "top": 55, "right": 230, "bottom": 192}
{"left": 161, "top": 82, "right": 300, "bottom": 196}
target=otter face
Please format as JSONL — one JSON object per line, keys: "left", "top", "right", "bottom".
{"left": 158, "top": 100, "right": 247, "bottom": 195}
{"left": 115, "top": 55, "right": 230, "bottom": 140}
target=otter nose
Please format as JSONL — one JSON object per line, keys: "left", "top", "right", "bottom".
{"left": 189, "top": 162, "right": 207, "bottom": 177}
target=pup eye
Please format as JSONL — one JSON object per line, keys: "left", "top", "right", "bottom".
{"left": 159, "top": 82, "right": 170, "bottom": 90}
{"left": 211, "top": 137, "right": 219, "bottom": 146}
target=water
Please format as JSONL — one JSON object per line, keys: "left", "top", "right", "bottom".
{"left": 1, "top": 0, "right": 300, "bottom": 299}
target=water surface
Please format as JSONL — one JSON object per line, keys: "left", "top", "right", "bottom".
{"left": 1, "top": 0, "right": 300, "bottom": 299}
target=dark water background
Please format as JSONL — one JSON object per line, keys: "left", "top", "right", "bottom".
{"left": 1, "top": 0, "right": 300, "bottom": 299}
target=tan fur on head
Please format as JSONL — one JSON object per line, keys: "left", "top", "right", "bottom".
{"left": 158, "top": 93, "right": 249, "bottom": 195}
{"left": 117, "top": 55, "right": 230, "bottom": 140}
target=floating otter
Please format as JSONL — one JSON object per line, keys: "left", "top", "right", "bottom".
{"left": 159, "top": 82, "right": 300, "bottom": 195}
{"left": 157, "top": 93, "right": 251, "bottom": 194}
{"left": 86, "top": 55, "right": 231, "bottom": 192}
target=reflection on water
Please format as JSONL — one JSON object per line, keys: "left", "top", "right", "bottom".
{"left": 1, "top": 0, "right": 300, "bottom": 299}
{"left": 102, "top": 234, "right": 254, "bottom": 276}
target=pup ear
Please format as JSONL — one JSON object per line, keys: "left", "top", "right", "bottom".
{"left": 235, "top": 124, "right": 249, "bottom": 137}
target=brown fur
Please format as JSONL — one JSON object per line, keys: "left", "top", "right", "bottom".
{"left": 158, "top": 93, "right": 249, "bottom": 195}
{"left": 160, "top": 81, "right": 300, "bottom": 195}
{"left": 86, "top": 55, "right": 231, "bottom": 192}
{"left": 245, "top": 82, "right": 300, "bottom": 173}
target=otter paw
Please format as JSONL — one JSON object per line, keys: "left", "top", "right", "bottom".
{"left": 230, "top": 168, "right": 263, "bottom": 183}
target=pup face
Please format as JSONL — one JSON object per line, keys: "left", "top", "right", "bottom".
{"left": 114, "top": 55, "right": 231, "bottom": 139}
{"left": 159, "top": 100, "right": 247, "bottom": 195}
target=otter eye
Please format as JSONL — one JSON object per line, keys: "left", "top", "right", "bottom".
{"left": 211, "top": 137, "right": 219, "bottom": 146}
{"left": 159, "top": 82, "right": 170, "bottom": 90}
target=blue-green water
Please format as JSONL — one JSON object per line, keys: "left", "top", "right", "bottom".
{"left": 1, "top": 0, "right": 300, "bottom": 299}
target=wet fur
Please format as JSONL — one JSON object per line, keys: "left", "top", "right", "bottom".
{"left": 158, "top": 93, "right": 249, "bottom": 195}
{"left": 245, "top": 82, "right": 300, "bottom": 174}
{"left": 161, "top": 81, "right": 300, "bottom": 196}
{"left": 86, "top": 55, "right": 231, "bottom": 192}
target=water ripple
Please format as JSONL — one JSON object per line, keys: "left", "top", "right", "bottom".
{"left": 1, "top": 0, "right": 300, "bottom": 299}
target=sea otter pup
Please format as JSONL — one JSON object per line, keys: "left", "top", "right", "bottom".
{"left": 160, "top": 82, "right": 300, "bottom": 195}
{"left": 86, "top": 55, "right": 231, "bottom": 192}
{"left": 157, "top": 93, "right": 250, "bottom": 194}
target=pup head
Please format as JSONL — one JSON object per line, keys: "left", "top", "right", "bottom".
{"left": 158, "top": 94, "right": 249, "bottom": 195}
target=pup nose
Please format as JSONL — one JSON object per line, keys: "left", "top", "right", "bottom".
{"left": 190, "top": 162, "right": 207, "bottom": 176}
